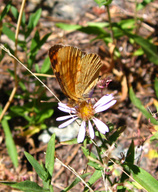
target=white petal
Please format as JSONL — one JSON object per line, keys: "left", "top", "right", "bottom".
{"left": 58, "top": 106, "right": 76, "bottom": 113}
{"left": 77, "top": 121, "right": 86, "bottom": 143}
{"left": 95, "top": 100, "right": 116, "bottom": 113}
{"left": 58, "top": 102, "right": 67, "bottom": 107}
{"left": 56, "top": 115, "right": 76, "bottom": 121}
{"left": 58, "top": 102, "right": 76, "bottom": 113}
{"left": 93, "top": 94, "right": 114, "bottom": 108}
{"left": 92, "top": 117, "right": 109, "bottom": 134}
{"left": 58, "top": 117, "right": 78, "bottom": 128}
{"left": 88, "top": 120, "right": 95, "bottom": 139}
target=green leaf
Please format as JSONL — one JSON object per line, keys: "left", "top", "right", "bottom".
{"left": 7, "top": 68, "right": 15, "bottom": 78}
{"left": 40, "top": 123, "right": 47, "bottom": 129}
{"left": 82, "top": 147, "right": 102, "bottom": 170}
{"left": 11, "top": 6, "right": 19, "bottom": 20}
{"left": 117, "top": 19, "right": 135, "bottom": 30}
{"left": 36, "top": 109, "right": 54, "bottom": 124}
{"left": 21, "top": 12, "right": 26, "bottom": 28}
{"left": 150, "top": 132, "right": 158, "bottom": 142}
{"left": 125, "top": 163, "right": 158, "bottom": 192}
{"left": 37, "top": 33, "right": 51, "bottom": 48}
{"left": 0, "top": 180, "right": 48, "bottom": 191}
{"left": 24, "top": 152, "right": 49, "bottom": 182}
{"left": 82, "top": 146, "right": 97, "bottom": 160}
{"left": 79, "top": 26, "right": 108, "bottom": 35}
{"left": 133, "top": 48, "right": 144, "bottom": 56}
{"left": 11, "top": 102, "right": 54, "bottom": 124}
{"left": 108, "top": 126, "right": 126, "bottom": 145}
{"left": 19, "top": 81, "right": 27, "bottom": 91}
{"left": 61, "top": 138, "right": 78, "bottom": 145}
{"left": 94, "top": 0, "right": 113, "bottom": 7}
{"left": 129, "top": 34, "right": 158, "bottom": 65}
{"left": 56, "top": 22, "right": 113, "bottom": 44}
{"left": 1, "top": 107, "right": 18, "bottom": 167}
{"left": 10, "top": 105, "right": 31, "bottom": 121}
{"left": 35, "top": 64, "right": 40, "bottom": 73}
{"left": 41, "top": 57, "right": 51, "bottom": 74}
{"left": 115, "top": 25, "right": 158, "bottom": 65}
{"left": 61, "top": 173, "right": 91, "bottom": 192}
{"left": 129, "top": 86, "right": 158, "bottom": 125}
{"left": 56, "top": 23, "right": 108, "bottom": 36}
{"left": 88, "top": 161, "right": 103, "bottom": 170}
{"left": 120, "top": 140, "right": 135, "bottom": 182}
{"left": 26, "top": 8, "right": 42, "bottom": 38}
{"left": 87, "top": 22, "right": 109, "bottom": 28}
{"left": 154, "top": 77, "right": 158, "bottom": 99}
{"left": 17, "top": 40, "right": 27, "bottom": 49}
{"left": 56, "top": 23, "right": 81, "bottom": 31}
{"left": 126, "top": 140, "right": 134, "bottom": 164}
{"left": 30, "top": 30, "right": 40, "bottom": 52}
{"left": 45, "top": 134, "right": 55, "bottom": 177}
{"left": 137, "top": 0, "right": 153, "bottom": 10}
{"left": 84, "top": 170, "right": 102, "bottom": 192}
{"left": 81, "top": 146, "right": 90, "bottom": 157}
{"left": 0, "top": 0, "right": 11, "bottom": 22}
{"left": 2, "top": 23, "right": 15, "bottom": 41}
{"left": 0, "top": 47, "right": 6, "bottom": 61}
{"left": 28, "top": 31, "right": 51, "bottom": 68}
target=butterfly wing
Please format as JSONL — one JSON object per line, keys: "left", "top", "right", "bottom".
{"left": 49, "top": 45, "right": 83, "bottom": 101}
{"left": 49, "top": 45, "right": 102, "bottom": 102}
{"left": 76, "top": 53, "right": 102, "bottom": 97}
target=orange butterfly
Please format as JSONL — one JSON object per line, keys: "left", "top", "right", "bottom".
{"left": 49, "top": 45, "right": 102, "bottom": 104}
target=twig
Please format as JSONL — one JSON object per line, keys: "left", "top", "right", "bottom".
{"left": 32, "top": 73, "right": 55, "bottom": 78}
{"left": 14, "top": 0, "right": 27, "bottom": 82}
{"left": 102, "top": 168, "right": 107, "bottom": 192}
{"left": 0, "top": 86, "right": 17, "bottom": 121}
{"left": 52, "top": 145, "right": 81, "bottom": 181}
{"left": 56, "top": 157, "right": 94, "bottom": 192}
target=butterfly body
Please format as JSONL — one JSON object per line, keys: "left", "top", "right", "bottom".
{"left": 49, "top": 45, "right": 102, "bottom": 104}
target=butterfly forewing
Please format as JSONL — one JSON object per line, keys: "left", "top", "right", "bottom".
{"left": 49, "top": 45, "right": 83, "bottom": 101}
{"left": 57, "top": 46, "right": 82, "bottom": 101}
{"left": 49, "top": 45, "right": 68, "bottom": 96}
{"left": 49, "top": 45, "right": 102, "bottom": 103}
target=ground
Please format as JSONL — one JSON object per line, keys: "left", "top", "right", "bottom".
{"left": 0, "top": 0, "right": 158, "bottom": 191}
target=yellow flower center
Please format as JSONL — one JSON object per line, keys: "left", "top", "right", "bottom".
{"left": 76, "top": 101, "right": 94, "bottom": 121}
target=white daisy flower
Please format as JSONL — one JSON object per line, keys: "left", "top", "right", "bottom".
{"left": 56, "top": 94, "right": 116, "bottom": 143}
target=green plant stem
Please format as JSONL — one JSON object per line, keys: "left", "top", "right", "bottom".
{"left": 106, "top": 4, "right": 114, "bottom": 43}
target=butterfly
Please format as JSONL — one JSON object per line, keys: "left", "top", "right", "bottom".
{"left": 49, "top": 45, "right": 102, "bottom": 105}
